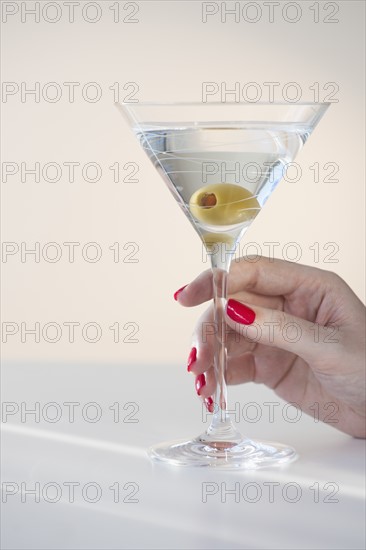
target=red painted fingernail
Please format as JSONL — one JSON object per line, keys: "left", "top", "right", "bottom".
{"left": 174, "top": 285, "right": 187, "bottom": 301}
{"left": 187, "top": 347, "right": 197, "bottom": 372}
{"left": 227, "top": 299, "right": 256, "bottom": 325}
{"left": 205, "top": 397, "right": 214, "bottom": 413}
{"left": 195, "top": 373, "right": 206, "bottom": 396}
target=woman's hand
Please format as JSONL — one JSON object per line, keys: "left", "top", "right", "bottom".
{"left": 175, "top": 256, "right": 366, "bottom": 438}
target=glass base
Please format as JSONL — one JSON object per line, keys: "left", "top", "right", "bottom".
{"left": 148, "top": 434, "right": 297, "bottom": 469}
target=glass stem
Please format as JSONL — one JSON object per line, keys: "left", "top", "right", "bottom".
{"left": 205, "top": 242, "right": 241, "bottom": 443}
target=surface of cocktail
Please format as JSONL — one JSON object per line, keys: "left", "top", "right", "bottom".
{"left": 135, "top": 125, "right": 311, "bottom": 248}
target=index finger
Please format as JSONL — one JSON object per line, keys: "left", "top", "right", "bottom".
{"left": 176, "top": 256, "right": 326, "bottom": 307}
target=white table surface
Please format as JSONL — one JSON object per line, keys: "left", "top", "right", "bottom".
{"left": 1, "top": 362, "right": 365, "bottom": 550}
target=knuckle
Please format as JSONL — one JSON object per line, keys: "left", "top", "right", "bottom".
{"left": 270, "top": 310, "right": 289, "bottom": 334}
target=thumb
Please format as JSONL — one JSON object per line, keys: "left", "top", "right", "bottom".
{"left": 226, "top": 299, "right": 336, "bottom": 363}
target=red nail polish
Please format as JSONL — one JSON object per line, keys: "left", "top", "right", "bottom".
{"left": 205, "top": 397, "right": 214, "bottom": 413}
{"left": 227, "top": 299, "right": 256, "bottom": 325}
{"left": 174, "top": 285, "right": 187, "bottom": 301}
{"left": 187, "top": 347, "right": 197, "bottom": 372}
{"left": 195, "top": 373, "right": 205, "bottom": 395}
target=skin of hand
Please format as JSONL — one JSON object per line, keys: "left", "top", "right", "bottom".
{"left": 175, "top": 256, "right": 366, "bottom": 438}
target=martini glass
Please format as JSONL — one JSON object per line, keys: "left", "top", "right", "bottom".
{"left": 118, "top": 102, "right": 329, "bottom": 468}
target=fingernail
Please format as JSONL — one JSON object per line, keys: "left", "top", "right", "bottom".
{"left": 187, "top": 347, "right": 197, "bottom": 372}
{"left": 205, "top": 397, "right": 214, "bottom": 413}
{"left": 195, "top": 373, "right": 206, "bottom": 396}
{"left": 227, "top": 299, "right": 256, "bottom": 325}
{"left": 174, "top": 285, "right": 187, "bottom": 301}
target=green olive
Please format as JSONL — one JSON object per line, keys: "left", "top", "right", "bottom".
{"left": 189, "top": 183, "right": 260, "bottom": 226}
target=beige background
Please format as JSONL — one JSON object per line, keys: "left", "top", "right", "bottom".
{"left": 1, "top": 0, "right": 365, "bottom": 365}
